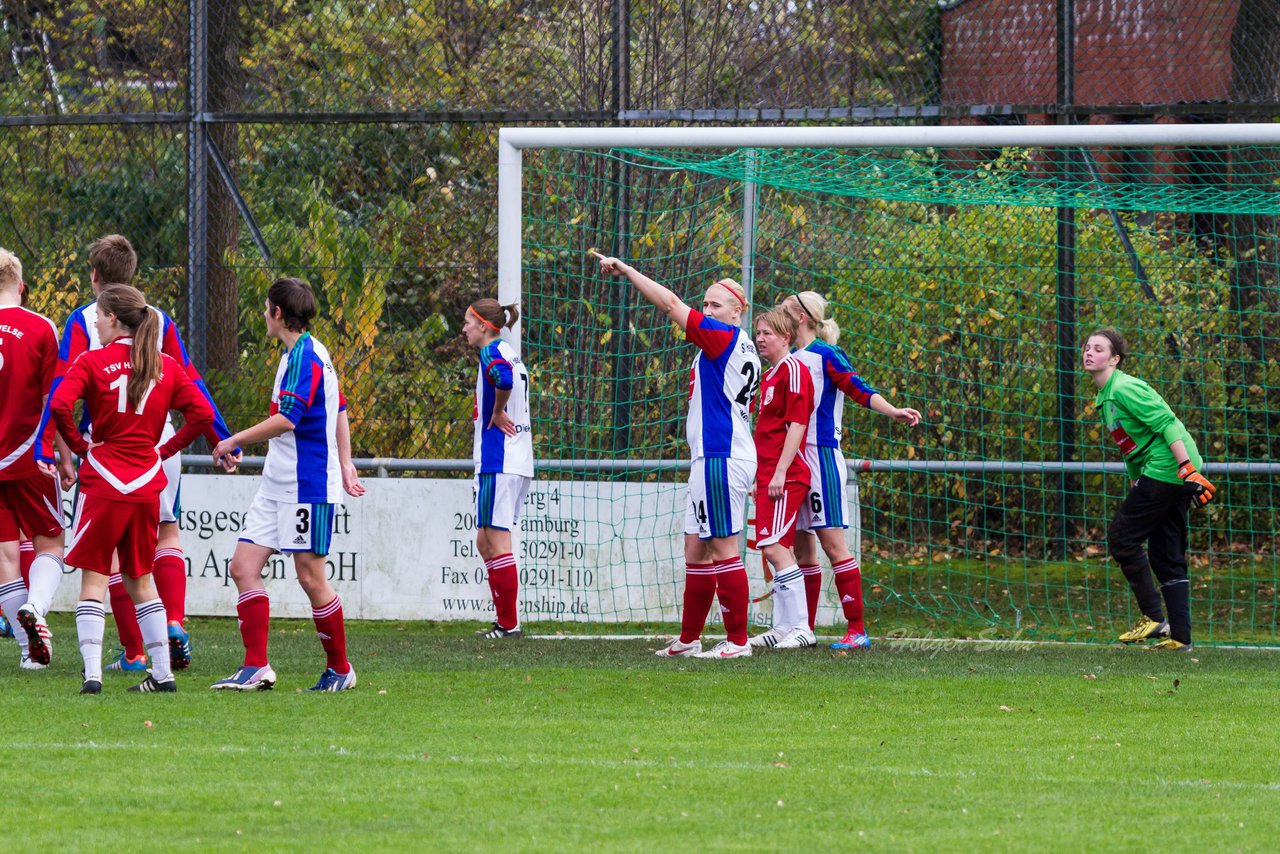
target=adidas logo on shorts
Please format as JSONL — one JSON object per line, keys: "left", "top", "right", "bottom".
{"left": 293, "top": 534, "right": 307, "bottom": 545}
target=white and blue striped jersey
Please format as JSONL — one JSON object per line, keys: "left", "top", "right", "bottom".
{"left": 794, "top": 339, "right": 877, "bottom": 449}
{"left": 684, "top": 310, "right": 759, "bottom": 463}
{"left": 261, "top": 333, "right": 345, "bottom": 504}
{"left": 473, "top": 339, "right": 534, "bottom": 477}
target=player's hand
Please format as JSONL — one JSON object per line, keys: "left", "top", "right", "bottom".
{"left": 488, "top": 410, "right": 517, "bottom": 438}
{"left": 217, "top": 450, "right": 242, "bottom": 473}
{"left": 1177, "top": 461, "right": 1216, "bottom": 507}
{"left": 891, "top": 406, "right": 922, "bottom": 426}
{"left": 597, "top": 255, "right": 627, "bottom": 276}
{"left": 342, "top": 461, "right": 366, "bottom": 498}
{"left": 37, "top": 461, "right": 57, "bottom": 478}
{"left": 212, "top": 436, "right": 239, "bottom": 465}
{"left": 57, "top": 456, "right": 76, "bottom": 489}
{"left": 768, "top": 469, "right": 786, "bottom": 500}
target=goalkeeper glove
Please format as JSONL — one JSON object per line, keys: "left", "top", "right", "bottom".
{"left": 1177, "top": 460, "right": 1215, "bottom": 507}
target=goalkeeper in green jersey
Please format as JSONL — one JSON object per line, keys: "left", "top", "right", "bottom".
{"left": 1083, "top": 328, "right": 1215, "bottom": 651}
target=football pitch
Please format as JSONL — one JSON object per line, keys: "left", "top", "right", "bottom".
{"left": 4, "top": 617, "right": 1278, "bottom": 851}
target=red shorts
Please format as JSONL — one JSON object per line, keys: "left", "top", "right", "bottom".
{"left": 66, "top": 492, "right": 159, "bottom": 578}
{"left": 754, "top": 481, "right": 808, "bottom": 550}
{"left": 0, "top": 473, "right": 63, "bottom": 541}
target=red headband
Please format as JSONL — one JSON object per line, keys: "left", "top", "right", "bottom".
{"left": 713, "top": 280, "right": 746, "bottom": 307}
{"left": 468, "top": 305, "right": 501, "bottom": 332}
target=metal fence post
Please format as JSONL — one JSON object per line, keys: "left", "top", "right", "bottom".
{"left": 187, "top": 0, "right": 209, "bottom": 367}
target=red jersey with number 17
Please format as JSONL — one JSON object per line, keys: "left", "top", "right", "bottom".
{"left": 0, "top": 304, "right": 60, "bottom": 481}
{"left": 49, "top": 338, "right": 213, "bottom": 503}
{"left": 754, "top": 353, "right": 814, "bottom": 486}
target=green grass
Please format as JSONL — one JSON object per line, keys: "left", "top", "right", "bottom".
{"left": 4, "top": 616, "right": 1279, "bottom": 851}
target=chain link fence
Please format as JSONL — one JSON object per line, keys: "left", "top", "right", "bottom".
{"left": 3, "top": 0, "right": 1279, "bottom": 461}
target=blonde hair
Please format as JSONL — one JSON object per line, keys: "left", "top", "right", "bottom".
{"left": 709, "top": 278, "right": 747, "bottom": 315}
{"left": 0, "top": 246, "right": 21, "bottom": 292}
{"left": 787, "top": 291, "right": 841, "bottom": 345}
{"left": 756, "top": 305, "right": 797, "bottom": 344}
{"left": 96, "top": 285, "right": 161, "bottom": 411}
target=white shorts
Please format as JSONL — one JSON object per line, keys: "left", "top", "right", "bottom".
{"left": 158, "top": 420, "right": 181, "bottom": 524}
{"left": 797, "top": 445, "right": 850, "bottom": 532}
{"left": 240, "top": 491, "right": 338, "bottom": 555}
{"left": 475, "top": 472, "right": 531, "bottom": 531}
{"left": 684, "top": 456, "right": 755, "bottom": 539}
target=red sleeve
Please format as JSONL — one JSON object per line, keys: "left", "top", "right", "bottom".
{"left": 50, "top": 357, "right": 90, "bottom": 456}
{"left": 782, "top": 361, "right": 814, "bottom": 426}
{"left": 157, "top": 362, "right": 215, "bottom": 460}
{"left": 683, "top": 309, "right": 737, "bottom": 360}
{"left": 339, "top": 391, "right": 347, "bottom": 411}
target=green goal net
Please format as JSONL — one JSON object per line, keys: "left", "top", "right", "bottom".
{"left": 516, "top": 136, "right": 1279, "bottom": 645}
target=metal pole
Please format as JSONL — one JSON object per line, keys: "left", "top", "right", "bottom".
{"left": 186, "top": 0, "right": 209, "bottom": 366}
{"left": 1054, "top": 0, "right": 1078, "bottom": 559}
{"left": 741, "top": 148, "right": 759, "bottom": 325}
{"left": 609, "top": 0, "right": 634, "bottom": 454}
{"left": 496, "top": 134, "right": 523, "bottom": 354}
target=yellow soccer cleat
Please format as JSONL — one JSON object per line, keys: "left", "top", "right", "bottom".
{"left": 1118, "top": 615, "right": 1169, "bottom": 644}
{"left": 1148, "top": 638, "right": 1193, "bottom": 652}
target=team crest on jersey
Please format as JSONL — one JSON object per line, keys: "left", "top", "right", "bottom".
{"left": 763, "top": 386, "right": 775, "bottom": 406}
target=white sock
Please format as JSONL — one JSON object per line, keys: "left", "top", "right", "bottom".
{"left": 0, "top": 579, "right": 30, "bottom": 658}
{"left": 135, "top": 598, "right": 172, "bottom": 681}
{"left": 772, "top": 564, "right": 804, "bottom": 632}
{"left": 76, "top": 599, "right": 106, "bottom": 682}
{"left": 26, "top": 553, "right": 64, "bottom": 616}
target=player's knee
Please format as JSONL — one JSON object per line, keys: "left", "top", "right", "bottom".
{"left": 1107, "top": 519, "right": 1141, "bottom": 561}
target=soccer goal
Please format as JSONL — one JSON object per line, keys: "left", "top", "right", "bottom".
{"left": 498, "top": 123, "right": 1280, "bottom": 644}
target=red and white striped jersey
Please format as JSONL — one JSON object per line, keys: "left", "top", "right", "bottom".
{"left": 49, "top": 338, "right": 213, "bottom": 503}
{"left": 0, "top": 304, "right": 60, "bottom": 480}
{"left": 683, "top": 309, "right": 759, "bottom": 463}
{"left": 754, "top": 353, "right": 814, "bottom": 486}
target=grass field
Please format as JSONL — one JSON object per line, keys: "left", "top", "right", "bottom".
{"left": 3, "top": 615, "right": 1279, "bottom": 852}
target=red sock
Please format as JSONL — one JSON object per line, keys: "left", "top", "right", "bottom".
{"left": 152, "top": 548, "right": 187, "bottom": 626}
{"left": 109, "top": 572, "right": 146, "bottom": 660}
{"left": 714, "top": 558, "right": 749, "bottom": 646}
{"left": 312, "top": 595, "right": 350, "bottom": 674}
{"left": 801, "top": 564, "right": 822, "bottom": 631}
{"left": 833, "top": 558, "right": 865, "bottom": 634}
{"left": 237, "top": 589, "right": 271, "bottom": 667}
{"left": 679, "top": 563, "right": 717, "bottom": 643}
{"left": 485, "top": 553, "right": 519, "bottom": 629}
{"left": 18, "top": 540, "right": 34, "bottom": 587}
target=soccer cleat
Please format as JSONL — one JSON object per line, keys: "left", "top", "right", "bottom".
{"left": 693, "top": 640, "right": 752, "bottom": 659}
{"left": 80, "top": 679, "right": 102, "bottom": 695}
{"left": 128, "top": 673, "right": 177, "bottom": 693}
{"left": 167, "top": 621, "right": 192, "bottom": 670}
{"left": 830, "top": 630, "right": 872, "bottom": 651}
{"left": 1148, "top": 638, "right": 1193, "bottom": 652}
{"left": 748, "top": 628, "right": 783, "bottom": 648}
{"left": 16, "top": 604, "right": 51, "bottom": 665}
{"left": 105, "top": 649, "right": 148, "bottom": 673}
{"left": 775, "top": 626, "right": 818, "bottom": 649}
{"left": 20, "top": 655, "right": 47, "bottom": 671}
{"left": 210, "top": 664, "right": 277, "bottom": 692}
{"left": 477, "top": 623, "right": 523, "bottom": 639}
{"left": 306, "top": 667, "right": 357, "bottom": 692}
{"left": 0, "top": 611, "right": 12, "bottom": 639}
{"left": 654, "top": 638, "right": 701, "bottom": 657}
{"left": 1118, "top": 616, "right": 1169, "bottom": 644}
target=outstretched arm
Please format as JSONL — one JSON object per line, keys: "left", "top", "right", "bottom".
{"left": 869, "top": 393, "right": 922, "bottom": 426}
{"left": 596, "top": 256, "right": 692, "bottom": 330}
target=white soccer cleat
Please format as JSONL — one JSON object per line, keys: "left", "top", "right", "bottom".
{"left": 211, "top": 664, "right": 277, "bottom": 691}
{"left": 19, "top": 655, "right": 47, "bottom": 671}
{"left": 774, "top": 626, "right": 818, "bottom": 649}
{"left": 693, "top": 640, "right": 752, "bottom": 659}
{"left": 654, "top": 638, "right": 701, "bottom": 657}
{"left": 748, "top": 628, "right": 783, "bottom": 648}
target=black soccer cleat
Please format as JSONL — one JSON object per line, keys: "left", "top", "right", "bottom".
{"left": 476, "top": 622, "right": 523, "bottom": 639}
{"left": 80, "top": 679, "right": 102, "bottom": 695}
{"left": 128, "top": 674, "right": 177, "bottom": 693}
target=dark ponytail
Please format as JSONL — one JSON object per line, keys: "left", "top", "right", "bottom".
{"left": 97, "top": 285, "right": 160, "bottom": 410}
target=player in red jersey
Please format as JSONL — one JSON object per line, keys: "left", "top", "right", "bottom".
{"left": 46, "top": 285, "right": 213, "bottom": 693}
{"left": 0, "top": 247, "right": 67, "bottom": 671}
{"left": 38, "top": 235, "right": 238, "bottom": 674}
{"left": 748, "top": 307, "right": 817, "bottom": 650}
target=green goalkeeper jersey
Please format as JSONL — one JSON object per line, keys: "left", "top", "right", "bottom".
{"left": 1094, "top": 369, "right": 1201, "bottom": 484}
